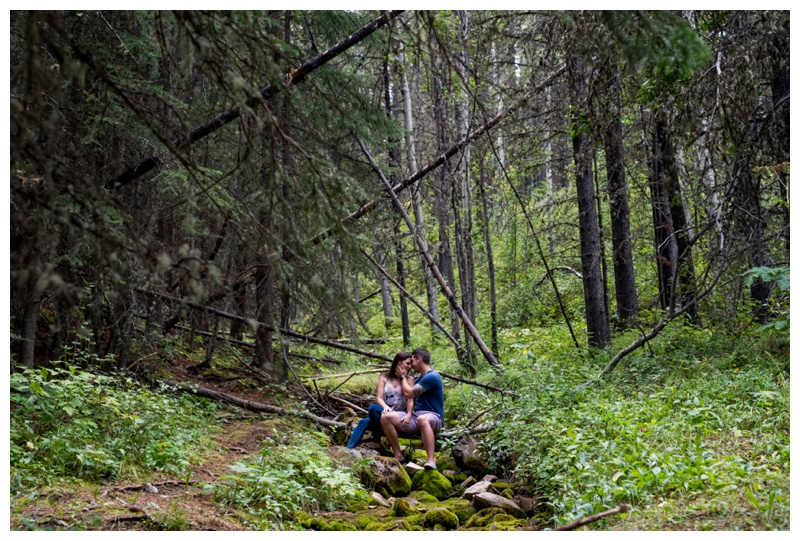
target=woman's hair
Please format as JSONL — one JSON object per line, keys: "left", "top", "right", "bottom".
{"left": 386, "top": 351, "right": 412, "bottom": 379}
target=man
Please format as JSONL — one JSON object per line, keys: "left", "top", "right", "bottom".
{"left": 379, "top": 347, "right": 444, "bottom": 470}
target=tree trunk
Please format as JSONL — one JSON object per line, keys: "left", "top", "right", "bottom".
{"left": 20, "top": 271, "right": 43, "bottom": 369}
{"left": 770, "top": 14, "right": 790, "bottom": 259}
{"left": 568, "top": 47, "right": 610, "bottom": 348}
{"left": 428, "top": 15, "right": 463, "bottom": 358}
{"left": 400, "top": 47, "right": 440, "bottom": 333}
{"left": 385, "top": 56, "right": 410, "bottom": 347}
{"left": 599, "top": 55, "right": 639, "bottom": 325}
{"left": 478, "top": 159, "right": 499, "bottom": 358}
{"left": 653, "top": 109, "right": 700, "bottom": 324}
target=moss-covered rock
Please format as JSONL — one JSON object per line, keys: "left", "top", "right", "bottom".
{"left": 364, "top": 521, "right": 393, "bottom": 531}
{"left": 355, "top": 515, "right": 374, "bottom": 530}
{"left": 388, "top": 498, "right": 419, "bottom": 518}
{"left": 306, "top": 517, "right": 329, "bottom": 530}
{"left": 501, "top": 488, "right": 514, "bottom": 500}
{"left": 491, "top": 481, "right": 517, "bottom": 491}
{"left": 422, "top": 508, "right": 459, "bottom": 530}
{"left": 409, "top": 490, "right": 439, "bottom": 503}
{"left": 440, "top": 498, "right": 476, "bottom": 525}
{"left": 324, "top": 519, "right": 358, "bottom": 531}
{"left": 373, "top": 456, "right": 413, "bottom": 496}
{"left": 411, "top": 469, "right": 452, "bottom": 500}
{"left": 464, "top": 508, "right": 513, "bottom": 528}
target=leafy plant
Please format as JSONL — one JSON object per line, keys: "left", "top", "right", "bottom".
{"left": 10, "top": 360, "right": 217, "bottom": 490}
{"left": 207, "top": 431, "right": 366, "bottom": 529}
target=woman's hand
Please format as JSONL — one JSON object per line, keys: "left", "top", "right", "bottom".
{"left": 382, "top": 406, "right": 392, "bottom": 415}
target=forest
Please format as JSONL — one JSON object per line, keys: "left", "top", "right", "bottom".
{"left": 9, "top": 10, "right": 789, "bottom": 531}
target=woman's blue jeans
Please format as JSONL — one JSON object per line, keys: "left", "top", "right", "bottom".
{"left": 346, "top": 403, "right": 384, "bottom": 448}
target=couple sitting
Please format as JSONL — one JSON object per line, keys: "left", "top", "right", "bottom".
{"left": 347, "top": 348, "right": 444, "bottom": 470}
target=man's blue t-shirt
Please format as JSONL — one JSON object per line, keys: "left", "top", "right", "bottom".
{"left": 413, "top": 369, "right": 444, "bottom": 423}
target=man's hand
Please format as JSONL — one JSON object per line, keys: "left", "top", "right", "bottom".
{"left": 399, "top": 414, "right": 411, "bottom": 430}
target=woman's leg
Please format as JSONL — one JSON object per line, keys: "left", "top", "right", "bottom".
{"left": 346, "top": 416, "right": 371, "bottom": 449}
{"left": 367, "top": 403, "right": 385, "bottom": 441}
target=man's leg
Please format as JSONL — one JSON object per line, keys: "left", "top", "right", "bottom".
{"left": 380, "top": 412, "right": 404, "bottom": 461}
{"left": 417, "top": 414, "right": 437, "bottom": 464}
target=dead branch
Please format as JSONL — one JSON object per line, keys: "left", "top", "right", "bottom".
{"left": 553, "top": 503, "right": 631, "bottom": 531}
{"left": 107, "top": 11, "right": 404, "bottom": 190}
{"left": 361, "top": 248, "right": 466, "bottom": 356}
{"left": 138, "top": 288, "right": 393, "bottom": 363}
{"left": 438, "top": 371, "right": 520, "bottom": 398}
{"left": 327, "top": 394, "right": 369, "bottom": 415}
{"left": 310, "top": 67, "right": 565, "bottom": 244}
{"left": 161, "top": 379, "right": 346, "bottom": 428}
{"left": 300, "top": 368, "right": 387, "bottom": 381}
{"left": 357, "top": 138, "right": 503, "bottom": 370}
{"left": 585, "top": 264, "right": 725, "bottom": 385}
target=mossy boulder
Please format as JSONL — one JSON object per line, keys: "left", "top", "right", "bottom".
{"left": 409, "top": 490, "right": 439, "bottom": 503}
{"left": 472, "top": 492, "right": 526, "bottom": 519}
{"left": 422, "top": 508, "right": 459, "bottom": 530}
{"left": 305, "top": 517, "right": 329, "bottom": 530}
{"left": 324, "top": 519, "right": 358, "bottom": 531}
{"left": 389, "top": 498, "right": 419, "bottom": 518}
{"left": 364, "top": 521, "right": 393, "bottom": 531}
{"left": 411, "top": 469, "right": 452, "bottom": 500}
{"left": 464, "top": 508, "right": 515, "bottom": 528}
{"left": 355, "top": 515, "right": 374, "bottom": 530}
{"left": 441, "top": 498, "right": 477, "bottom": 524}
{"left": 374, "top": 455, "right": 413, "bottom": 496}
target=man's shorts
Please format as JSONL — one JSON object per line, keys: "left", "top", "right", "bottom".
{"left": 396, "top": 410, "right": 443, "bottom": 435}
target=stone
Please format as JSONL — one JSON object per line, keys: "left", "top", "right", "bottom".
{"left": 409, "top": 490, "right": 439, "bottom": 503}
{"left": 373, "top": 455, "right": 412, "bottom": 496}
{"left": 515, "top": 495, "right": 541, "bottom": 515}
{"left": 411, "top": 469, "right": 452, "bottom": 501}
{"left": 421, "top": 508, "right": 459, "bottom": 530}
{"left": 405, "top": 462, "right": 424, "bottom": 476}
{"left": 389, "top": 498, "right": 418, "bottom": 518}
{"left": 462, "top": 479, "right": 492, "bottom": 501}
{"left": 370, "top": 491, "right": 391, "bottom": 508}
{"left": 482, "top": 474, "right": 498, "bottom": 483}
{"left": 458, "top": 475, "right": 475, "bottom": 492}
{"left": 471, "top": 492, "right": 526, "bottom": 519}
{"left": 451, "top": 436, "right": 489, "bottom": 474}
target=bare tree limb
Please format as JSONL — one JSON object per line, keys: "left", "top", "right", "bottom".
{"left": 161, "top": 379, "right": 346, "bottom": 428}
{"left": 138, "top": 288, "right": 393, "bottom": 363}
{"left": 106, "top": 10, "right": 405, "bottom": 190}
{"left": 553, "top": 503, "right": 631, "bottom": 531}
{"left": 438, "top": 371, "right": 519, "bottom": 398}
{"left": 356, "top": 138, "right": 503, "bottom": 370}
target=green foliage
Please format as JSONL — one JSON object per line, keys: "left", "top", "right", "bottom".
{"left": 208, "top": 430, "right": 366, "bottom": 530}
{"left": 9, "top": 361, "right": 217, "bottom": 490}
{"left": 743, "top": 266, "right": 790, "bottom": 334}
{"left": 476, "top": 325, "right": 789, "bottom": 529}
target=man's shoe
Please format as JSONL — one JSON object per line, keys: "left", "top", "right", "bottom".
{"left": 423, "top": 461, "right": 437, "bottom": 471}
{"left": 398, "top": 457, "right": 410, "bottom": 466}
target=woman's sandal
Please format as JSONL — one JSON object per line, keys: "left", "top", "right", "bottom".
{"left": 360, "top": 441, "right": 383, "bottom": 450}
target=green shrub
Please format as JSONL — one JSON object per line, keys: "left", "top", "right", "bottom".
{"left": 10, "top": 362, "right": 216, "bottom": 490}
{"left": 209, "top": 431, "right": 366, "bottom": 529}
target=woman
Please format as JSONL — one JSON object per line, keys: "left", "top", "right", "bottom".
{"left": 347, "top": 351, "right": 414, "bottom": 449}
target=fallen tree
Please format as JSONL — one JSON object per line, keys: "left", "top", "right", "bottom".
{"left": 162, "top": 378, "right": 497, "bottom": 438}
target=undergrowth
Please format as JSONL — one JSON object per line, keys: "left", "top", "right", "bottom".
{"left": 206, "top": 430, "right": 367, "bottom": 529}
{"left": 10, "top": 361, "right": 218, "bottom": 493}
{"left": 460, "top": 323, "right": 790, "bottom": 530}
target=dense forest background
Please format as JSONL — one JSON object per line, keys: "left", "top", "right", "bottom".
{"left": 8, "top": 10, "right": 790, "bottom": 531}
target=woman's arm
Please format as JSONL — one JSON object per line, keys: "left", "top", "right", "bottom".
{"left": 375, "top": 374, "right": 389, "bottom": 411}
{"left": 400, "top": 397, "right": 414, "bottom": 430}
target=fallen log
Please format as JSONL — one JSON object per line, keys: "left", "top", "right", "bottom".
{"left": 438, "top": 371, "right": 519, "bottom": 398}
{"left": 161, "top": 379, "right": 346, "bottom": 428}
{"left": 552, "top": 503, "right": 632, "bottom": 531}
{"left": 138, "top": 288, "right": 393, "bottom": 363}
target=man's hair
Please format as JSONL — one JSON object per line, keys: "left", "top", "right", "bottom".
{"left": 411, "top": 347, "right": 431, "bottom": 365}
